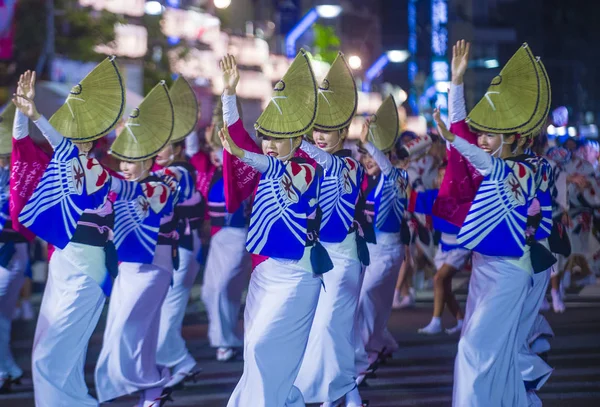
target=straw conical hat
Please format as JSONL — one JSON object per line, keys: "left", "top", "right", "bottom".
{"left": 109, "top": 81, "right": 174, "bottom": 161}
{"left": 0, "top": 102, "right": 16, "bottom": 156}
{"left": 467, "top": 43, "right": 544, "bottom": 135}
{"left": 314, "top": 52, "right": 357, "bottom": 132}
{"left": 255, "top": 49, "right": 318, "bottom": 138}
{"left": 523, "top": 57, "right": 551, "bottom": 138}
{"left": 49, "top": 56, "right": 125, "bottom": 142}
{"left": 367, "top": 95, "right": 399, "bottom": 153}
{"left": 169, "top": 76, "right": 199, "bottom": 143}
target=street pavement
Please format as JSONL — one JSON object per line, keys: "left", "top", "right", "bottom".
{"left": 3, "top": 284, "right": 600, "bottom": 406}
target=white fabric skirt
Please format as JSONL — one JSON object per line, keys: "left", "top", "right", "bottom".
{"left": 0, "top": 242, "right": 28, "bottom": 378}
{"left": 295, "top": 234, "right": 362, "bottom": 403}
{"left": 453, "top": 253, "right": 530, "bottom": 407}
{"left": 201, "top": 227, "right": 250, "bottom": 348}
{"left": 156, "top": 232, "right": 201, "bottom": 368}
{"left": 95, "top": 246, "right": 173, "bottom": 402}
{"left": 517, "top": 268, "right": 553, "bottom": 390}
{"left": 32, "top": 248, "right": 106, "bottom": 407}
{"left": 227, "top": 258, "right": 322, "bottom": 407}
{"left": 354, "top": 241, "right": 404, "bottom": 375}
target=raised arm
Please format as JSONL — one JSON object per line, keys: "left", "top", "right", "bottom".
{"left": 12, "top": 110, "right": 28, "bottom": 140}
{"left": 434, "top": 108, "right": 492, "bottom": 176}
{"left": 219, "top": 125, "right": 269, "bottom": 173}
{"left": 13, "top": 70, "right": 63, "bottom": 148}
{"left": 185, "top": 130, "right": 200, "bottom": 157}
{"left": 449, "top": 40, "right": 470, "bottom": 124}
{"left": 358, "top": 118, "right": 392, "bottom": 174}
{"left": 300, "top": 140, "right": 333, "bottom": 170}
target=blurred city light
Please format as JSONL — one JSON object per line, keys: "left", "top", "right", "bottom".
{"left": 546, "top": 124, "right": 556, "bottom": 136}
{"left": 214, "top": 0, "right": 231, "bottom": 9}
{"left": 144, "top": 1, "right": 163, "bottom": 15}
{"left": 435, "top": 81, "right": 451, "bottom": 93}
{"left": 387, "top": 50, "right": 410, "bottom": 63}
{"left": 483, "top": 59, "right": 500, "bottom": 69}
{"left": 556, "top": 126, "right": 567, "bottom": 136}
{"left": 316, "top": 5, "right": 343, "bottom": 19}
{"left": 568, "top": 126, "right": 577, "bottom": 137}
{"left": 348, "top": 55, "right": 362, "bottom": 70}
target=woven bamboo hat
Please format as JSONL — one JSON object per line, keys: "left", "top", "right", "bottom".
{"left": 0, "top": 102, "right": 16, "bottom": 156}
{"left": 367, "top": 95, "right": 399, "bottom": 153}
{"left": 49, "top": 56, "right": 125, "bottom": 142}
{"left": 110, "top": 81, "right": 174, "bottom": 161}
{"left": 169, "top": 76, "right": 199, "bottom": 143}
{"left": 467, "top": 43, "right": 544, "bottom": 135}
{"left": 314, "top": 52, "right": 357, "bottom": 132}
{"left": 254, "top": 49, "right": 318, "bottom": 138}
{"left": 523, "top": 57, "right": 551, "bottom": 138}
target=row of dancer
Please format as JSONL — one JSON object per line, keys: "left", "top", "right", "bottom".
{"left": 2, "top": 61, "right": 205, "bottom": 406}
{"left": 0, "top": 48, "right": 425, "bottom": 407}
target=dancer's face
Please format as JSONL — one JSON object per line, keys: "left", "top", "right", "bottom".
{"left": 261, "top": 136, "right": 301, "bottom": 161}
{"left": 313, "top": 128, "right": 347, "bottom": 154}
{"left": 155, "top": 144, "right": 175, "bottom": 167}
{"left": 120, "top": 159, "right": 151, "bottom": 181}
{"left": 476, "top": 133, "right": 503, "bottom": 155}
{"left": 361, "top": 153, "right": 381, "bottom": 177}
{"left": 210, "top": 148, "right": 223, "bottom": 168}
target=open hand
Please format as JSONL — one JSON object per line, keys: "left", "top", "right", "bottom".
{"left": 218, "top": 122, "right": 244, "bottom": 158}
{"left": 220, "top": 54, "right": 240, "bottom": 96}
{"left": 433, "top": 108, "right": 455, "bottom": 142}
{"left": 359, "top": 118, "right": 371, "bottom": 145}
{"left": 451, "top": 40, "right": 470, "bottom": 85}
{"left": 12, "top": 70, "right": 40, "bottom": 120}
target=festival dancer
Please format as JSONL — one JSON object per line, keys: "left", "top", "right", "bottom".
{"left": 94, "top": 81, "right": 182, "bottom": 407}
{"left": 13, "top": 60, "right": 125, "bottom": 407}
{"left": 545, "top": 146, "right": 576, "bottom": 313}
{"left": 0, "top": 102, "right": 28, "bottom": 393}
{"left": 434, "top": 41, "right": 551, "bottom": 406}
{"left": 201, "top": 100, "right": 251, "bottom": 362}
{"left": 292, "top": 52, "right": 370, "bottom": 407}
{"left": 153, "top": 78, "right": 205, "bottom": 388}
{"left": 416, "top": 42, "right": 475, "bottom": 335}
{"left": 219, "top": 51, "right": 331, "bottom": 407}
{"left": 352, "top": 96, "right": 409, "bottom": 380}
{"left": 513, "top": 56, "right": 555, "bottom": 404}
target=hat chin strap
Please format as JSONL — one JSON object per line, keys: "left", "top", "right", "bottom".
{"left": 491, "top": 134, "right": 505, "bottom": 158}
{"left": 279, "top": 139, "right": 295, "bottom": 162}
{"left": 130, "top": 160, "right": 148, "bottom": 182}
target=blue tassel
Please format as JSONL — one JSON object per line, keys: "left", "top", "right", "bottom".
{"left": 530, "top": 241, "right": 557, "bottom": 274}
{"left": 311, "top": 242, "right": 333, "bottom": 275}
{"left": 356, "top": 234, "right": 370, "bottom": 266}
{"left": 104, "top": 241, "right": 119, "bottom": 279}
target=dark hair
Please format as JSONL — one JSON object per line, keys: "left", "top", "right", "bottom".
{"left": 173, "top": 140, "right": 185, "bottom": 150}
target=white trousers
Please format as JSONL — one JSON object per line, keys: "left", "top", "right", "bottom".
{"left": 453, "top": 253, "right": 529, "bottom": 407}
{"left": 156, "top": 233, "right": 201, "bottom": 368}
{"left": 95, "top": 251, "right": 172, "bottom": 402}
{"left": 32, "top": 249, "right": 106, "bottom": 407}
{"left": 518, "top": 268, "right": 553, "bottom": 390}
{"left": 295, "top": 236, "right": 362, "bottom": 403}
{"left": 354, "top": 242, "right": 404, "bottom": 375}
{"left": 227, "top": 258, "right": 321, "bottom": 407}
{"left": 201, "top": 227, "right": 250, "bottom": 348}
{"left": 0, "top": 242, "right": 27, "bottom": 379}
